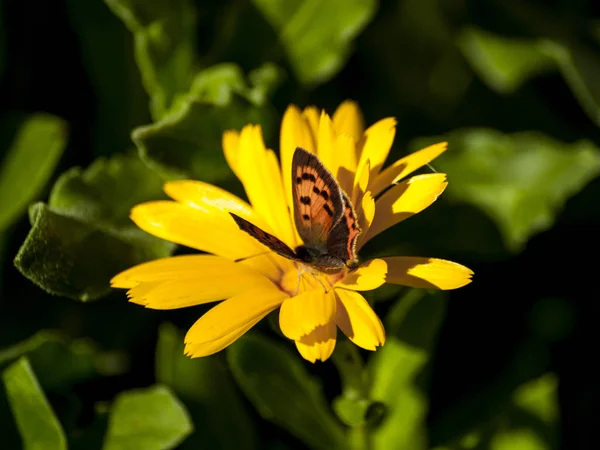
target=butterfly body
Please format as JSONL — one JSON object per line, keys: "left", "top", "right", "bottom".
{"left": 230, "top": 147, "right": 361, "bottom": 274}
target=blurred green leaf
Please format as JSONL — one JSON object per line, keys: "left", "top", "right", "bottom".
{"left": 369, "top": 290, "right": 447, "bottom": 450}
{"left": 411, "top": 129, "right": 600, "bottom": 251}
{"left": 434, "top": 373, "right": 559, "bottom": 450}
{"left": 103, "top": 385, "right": 192, "bottom": 450}
{"left": 0, "top": 331, "right": 127, "bottom": 389}
{"left": 227, "top": 334, "right": 347, "bottom": 450}
{"left": 2, "top": 357, "right": 66, "bottom": 450}
{"left": 488, "top": 373, "right": 559, "bottom": 450}
{"left": 66, "top": 0, "right": 149, "bottom": 156}
{"left": 156, "top": 323, "right": 257, "bottom": 450}
{"left": 104, "top": 0, "right": 197, "bottom": 119}
{"left": 458, "top": 26, "right": 600, "bottom": 127}
{"left": 0, "top": 114, "right": 68, "bottom": 231}
{"left": 457, "top": 27, "right": 554, "bottom": 94}
{"left": 14, "top": 154, "right": 175, "bottom": 301}
{"left": 132, "top": 63, "right": 282, "bottom": 181}
{"left": 543, "top": 41, "right": 600, "bottom": 128}
{"left": 252, "top": 0, "right": 376, "bottom": 85}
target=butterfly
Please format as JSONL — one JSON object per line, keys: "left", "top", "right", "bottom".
{"left": 230, "top": 146, "right": 361, "bottom": 274}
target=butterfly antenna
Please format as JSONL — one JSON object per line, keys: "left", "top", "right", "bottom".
{"left": 426, "top": 162, "right": 438, "bottom": 173}
{"left": 234, "top": 250, "right": 274, "bottom": 263}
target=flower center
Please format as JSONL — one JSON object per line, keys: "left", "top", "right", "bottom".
{"left": 277, "top": 263, "right": 347, "bottom": 297}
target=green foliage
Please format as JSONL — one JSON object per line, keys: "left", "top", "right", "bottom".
{"left": 252, "top": 0, "right": 376, "bottom": 85}
{"left": 155, "top": 323, "right": 257, "bottom": 450}
{"left": 0, "top": 114, "right": 68, "bottom": 231}
{"left": 133, "top": 63, "right": 282, "bottom": 181}
{"left": 14, "top": 154, "right": 175, "bottom": 300}
{"left": 369, "top": 290, "right": 446, "bottom": 450}
{"left": 458, "top": 26, "right": 600, "bottom": 127}
{"left": 227, "top": 334, "right": 347, "bottom": 450}
{"left": 103, "top": 385, "right": 193, "bottom": 450}
{"left": 411, "top": 129, "right": 600, "bottom": 251}
{"left": 2, "top": 357, "right": 67, "bottom": 450}
{"left": 104, "top": 0, "right": 198, "bottom": 119}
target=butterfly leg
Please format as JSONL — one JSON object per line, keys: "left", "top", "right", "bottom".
{"left": 309, "top": 272, "right": 331, "bottom": 294}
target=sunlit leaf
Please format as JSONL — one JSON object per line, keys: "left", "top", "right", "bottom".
{"left": 103, "top": 385, "right": 192, "bottom": 450}
{"left": 411, "top": 129, "right": 600, "bottom": 251}
{"left": 156, "top": 323, "right": 257, "bottom": 450}
{"left": 252, "top": 0, "right": 376, "bottom": 85}
{"left": 104, "top": 0, "right": 198, "bottom": 119}
{"left": 133, "top": 63, "right": 282, "bottom": 181}
{"left": 14, "top": 154, "right": 175, "bottom": 301}
{"left": 458, "top": 26, "right": 554, "bottom": 94}
{"left": 0, "top": 114, "right": 68, "bottom": 231}
{"left": 227, "top": 334, "right": 347, "bottom": 450}
{"left": 2, "top": 357, "right": 66, "bottom": 450}
{"left": 369, "top": 290, "right": 447, "bottom": 450}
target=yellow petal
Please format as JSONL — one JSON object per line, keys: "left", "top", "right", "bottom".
{"left": 382, "top": 256, "right": 474, "bottom": 290}
{"left": 238, "top": 125, "right": 296, "bottom": 247}
{"left": 185, "top": 313, "right": 265, "bottom": 358}
{"left": 356, "top": 190, "right": 375, "bottom": 250}
{"left": 222, "top": 130, "right": 242, "bottom": 181}
{"left": 164, "top": 180, "right": 272, "bottom": 232}
{"left": 115, "top": 257, "right": 272, "bottom": 309}
{"left": 316, "top": 111, "right": 336, "bottom": 174}
{"left": 111, "top": 254, "right": 251, "bottom": 288}
{"left": 302, "top": 106, "right": 320, "bottom": 141}
{"left": 281, "top": 105, "right": 317, "bottom": 216}
{"left": 356, "top": 118, "right": 397, "bottom": 181}
{"left": 363, "top": 174, "right": 448, "bottom": 245}
{"left": 332, "top": 133, "right": 357, "bottom": 195}
{"left": 332, "top": 100, "right": 365, "bottom": 143}
{"left": 184, "top": 280, "right": 286, "bottom": 356}
{"left": 337, "top": 259, "right": 387, "bottom": 291}
{"left": 335, "top": 289, "right": 385, "bottom": 351}
{"left": 279, "top": 288, "right": 336, "bottom": 341}
{"left": 369, "top": 142, "right": 448, "bottom": 197}
{"left": 130, "top": 201, "right": 262, "bottom": 260}
{"left": 295, "top": 321, "right": 337, "bottom": 363}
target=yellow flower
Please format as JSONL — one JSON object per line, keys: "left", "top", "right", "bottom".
{"left": 111, "top": 101, "right": 473, "bottom": 363}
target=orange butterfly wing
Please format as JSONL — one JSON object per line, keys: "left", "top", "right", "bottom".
{"left": 292, "top": 147, "right": 344, "bottom": 249}
{"left": 325, "top": 191, "right": 361, "bottom": 265}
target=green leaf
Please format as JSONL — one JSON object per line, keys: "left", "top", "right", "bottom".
{"left": 458, "top": 26, "right": 600, "bottom": 127}
{"left": 252, "top": 0, "right": 376, "bottom": 85}
{"left": 0, "top": 331, "right": 127, "bottom": 389}
{"left": 104, "top": 0, "right": 198, "bottom": 119}
{"left": 132, "top": 63, "right": 282, "bottom": 181}
{"left": 457, "top": 27, "right": 554, "bottom": 94}
{"left": 0, "top": 113, "right": 68, "bottom": 231}
{"left": 411, "top": 129, "right": 600, "bottom": 251}
{"left": 369, "top": 290, "right": 447, "bottom": 450}
{"left": 2, "top": 357, "right": 67, "bottom": 450}
{"left": 543, "top": 41, "right": 600, "bottom": 128}
{"left": 103, "top": 385, "right": 192, "bottom": 450}
{"left": 227, "top": 334, "right": 347, "bottom": 450}
{"left": 155, "top": 323, "right": 257, "bottom": 450}
{"left": 65, "top": 0, "right": 149, "bottom": 156}
{"left": 14, "top": 154, "right": 175, "bottom": 301}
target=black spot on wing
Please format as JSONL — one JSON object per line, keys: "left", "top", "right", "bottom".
{"left": 300, "top": 196, "right": 311, "bottom": 205}
{"left": 313, "top": 186, "right": 321, "bottom": 195}
{"left": 323, "top": 204, "right": 334, "bottom": 217}
{"left": 302, "top": 214, "right": 310, "bottom": 221}
{"left": 320, "top": 190, "right": 329, "bottom": 200}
